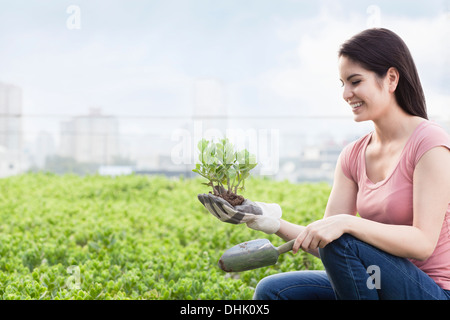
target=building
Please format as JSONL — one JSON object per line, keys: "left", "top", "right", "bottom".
{"left": 59, "top": 108, "right": 119, "bottom": 165}
{"left": 0, "top": 82, "right": 23, "bottom": 177}
{"left": 276, "top": 142, "right": 344, "bottom": 183}
{"left": 31, "top": 131, "right": 56, "bottom": 168}
{"left": 0, "top": 82, "right": 22, "bottom": 151}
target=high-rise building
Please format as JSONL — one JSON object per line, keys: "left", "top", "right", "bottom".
{"left": 0, "top": 82, "right": 22, "bottom": 152}
{"left": 59, "top": 108, "right": 119, "bottom": 164}
{"left": 34, "top": 131, "right": 56, "bottom": 168}
{"left": 0, "top": 82, "right": 23, "bottom": 177}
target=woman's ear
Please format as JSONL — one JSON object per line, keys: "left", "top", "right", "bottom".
{"left": 386, "top": 67, "right": 400, "bottom": 93}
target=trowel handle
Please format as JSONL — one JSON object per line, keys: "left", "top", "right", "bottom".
{"left": 277, "top": 239, "right": 296, "bottom": 254}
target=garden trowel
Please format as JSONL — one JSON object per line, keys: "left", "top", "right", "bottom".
{"left": 218, "top": 239, "right": 295, "bottom": 272}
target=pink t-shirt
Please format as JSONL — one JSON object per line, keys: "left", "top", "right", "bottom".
{"left": 341, "top": 120, "right": 450, "bottom": 290}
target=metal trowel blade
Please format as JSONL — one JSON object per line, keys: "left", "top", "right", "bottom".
{"left": 218, "top": 239, "right": 279, "bottom": 272}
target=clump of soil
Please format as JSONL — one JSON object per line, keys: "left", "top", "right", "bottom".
{"left": 210, "top": 190, "right": 245, "bottom": 206}
{"left": 218, "top": 192, "right": 245, "bottom": 206}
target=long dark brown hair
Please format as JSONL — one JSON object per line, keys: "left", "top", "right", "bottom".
{"left": 339, "top": 28, "right": 428, "bottom": 120}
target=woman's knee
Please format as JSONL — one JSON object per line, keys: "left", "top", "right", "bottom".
{"left": 319, "top": 233, "right": 357, "bottom": 265}
{"left": 253, "top": 275, "right": 279, "bottom": 300}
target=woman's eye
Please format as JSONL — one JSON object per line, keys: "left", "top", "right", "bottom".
{"left": 352, "top": 80, "right": 361, "bottom": 85}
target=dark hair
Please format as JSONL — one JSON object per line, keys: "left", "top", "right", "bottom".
{"left": 339, "top": 28, "right": 428, "bottom": 120}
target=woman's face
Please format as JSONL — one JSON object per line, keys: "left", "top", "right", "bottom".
{"left": 338, "top": 56, "right": 393, "bottom": 122}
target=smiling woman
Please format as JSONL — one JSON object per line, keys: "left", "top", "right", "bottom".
{"left": 338, "top": 28, "right": 428, "bottom": 120}
{"left": 338, "top": 57, "right": 402, "bottom": 123}
{"left": 197, "top": 27, "right": 450, "bottom": 300}
{"left": 272, "top": 28, "right": 450, "bottom": 300}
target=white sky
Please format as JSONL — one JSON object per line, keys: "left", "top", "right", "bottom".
{"left": 0, "top": 0, "right": 449, "bottom": 140}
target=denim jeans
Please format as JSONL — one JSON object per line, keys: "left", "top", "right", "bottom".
{"left": 253, "top": 234, "right": 450, "bottom": 300}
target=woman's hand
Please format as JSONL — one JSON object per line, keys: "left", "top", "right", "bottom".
{"left": 292, "top": 215, "right": 352, "bottom": 254}
{"left": 197, "top": 193, "right": 282, "bottom": 234}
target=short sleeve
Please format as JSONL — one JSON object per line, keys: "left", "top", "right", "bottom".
{"left": 340, "top": 134, "right": 370, "bottom": 184}
{"left": 412, "top": 122, "right": 450, "bottom": 167}
{"left": 340, "top": 143, "right": 356, "bottom": 182}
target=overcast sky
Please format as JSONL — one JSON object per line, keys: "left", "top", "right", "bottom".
{"left": 0, "top": 0, "right": 449, "bottom": 141}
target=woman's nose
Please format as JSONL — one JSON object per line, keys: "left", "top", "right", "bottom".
{"left": 342, "top": 85, "right": 353, "bottom": 102}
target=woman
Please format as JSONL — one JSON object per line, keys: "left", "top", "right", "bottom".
{"left": 197, "top": 28, "right": 450, "bottom": 300}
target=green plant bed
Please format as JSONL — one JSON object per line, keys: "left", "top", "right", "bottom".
{"left": 0, "top": 173, "right": 329, "bottom": 299}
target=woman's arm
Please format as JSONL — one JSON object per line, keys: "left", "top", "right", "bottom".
{"left": 293, "top": 146, "right": 450, "bottom": 261}
{"left": 347, "top": 146, "right": 450, "bottom": 260}
{"left": 277, "top": 154, "right": 358, "bottom": 257}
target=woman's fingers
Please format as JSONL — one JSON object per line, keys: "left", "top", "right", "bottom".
{"left": 292, "top": 223, "right": 326, "bottom": 253}
{"left": 293, "top": 217, "right": 346, "bottom": 254}
{"left": 293, "top": 230, "right": 307, "bottom": 254}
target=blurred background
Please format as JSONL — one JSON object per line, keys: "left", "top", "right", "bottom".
{"left": 0, "top": 0, "right": 449, "bottom": 183}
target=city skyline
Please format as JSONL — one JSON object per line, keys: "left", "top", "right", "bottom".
{"left": 0, "top": 0, "right": 449, "bottom": 178}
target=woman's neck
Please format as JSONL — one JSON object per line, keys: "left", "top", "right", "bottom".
{"left": 371, "top": 107, "right": 425, "bottom": 145}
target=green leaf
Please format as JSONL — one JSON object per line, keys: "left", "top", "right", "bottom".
{"left": 197, "top": 139, "right": 209, "bottom": 152}
{"left": 227, "top": 168, "right": 237, "bottom": 180}
{"left": 192, "top": 138, "right": 258, "bottom": 194}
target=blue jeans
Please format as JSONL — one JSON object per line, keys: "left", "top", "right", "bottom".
{"left": 253, "top": 234, "right": 450, "bottom": 300}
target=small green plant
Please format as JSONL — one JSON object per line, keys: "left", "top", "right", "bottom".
{"left": 192, "top": 138, "right": 257, "bottom": 206}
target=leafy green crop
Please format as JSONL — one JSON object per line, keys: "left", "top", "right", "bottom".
{"left": 192, "top": 138, "right": 257, "bottom": 201}
{"left": 0, "top": 173, "right": 329, "bottom": 300}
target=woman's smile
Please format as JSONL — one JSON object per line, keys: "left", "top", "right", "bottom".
{"left": 348, "top": 100, "right": 364, "bottom": 112}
